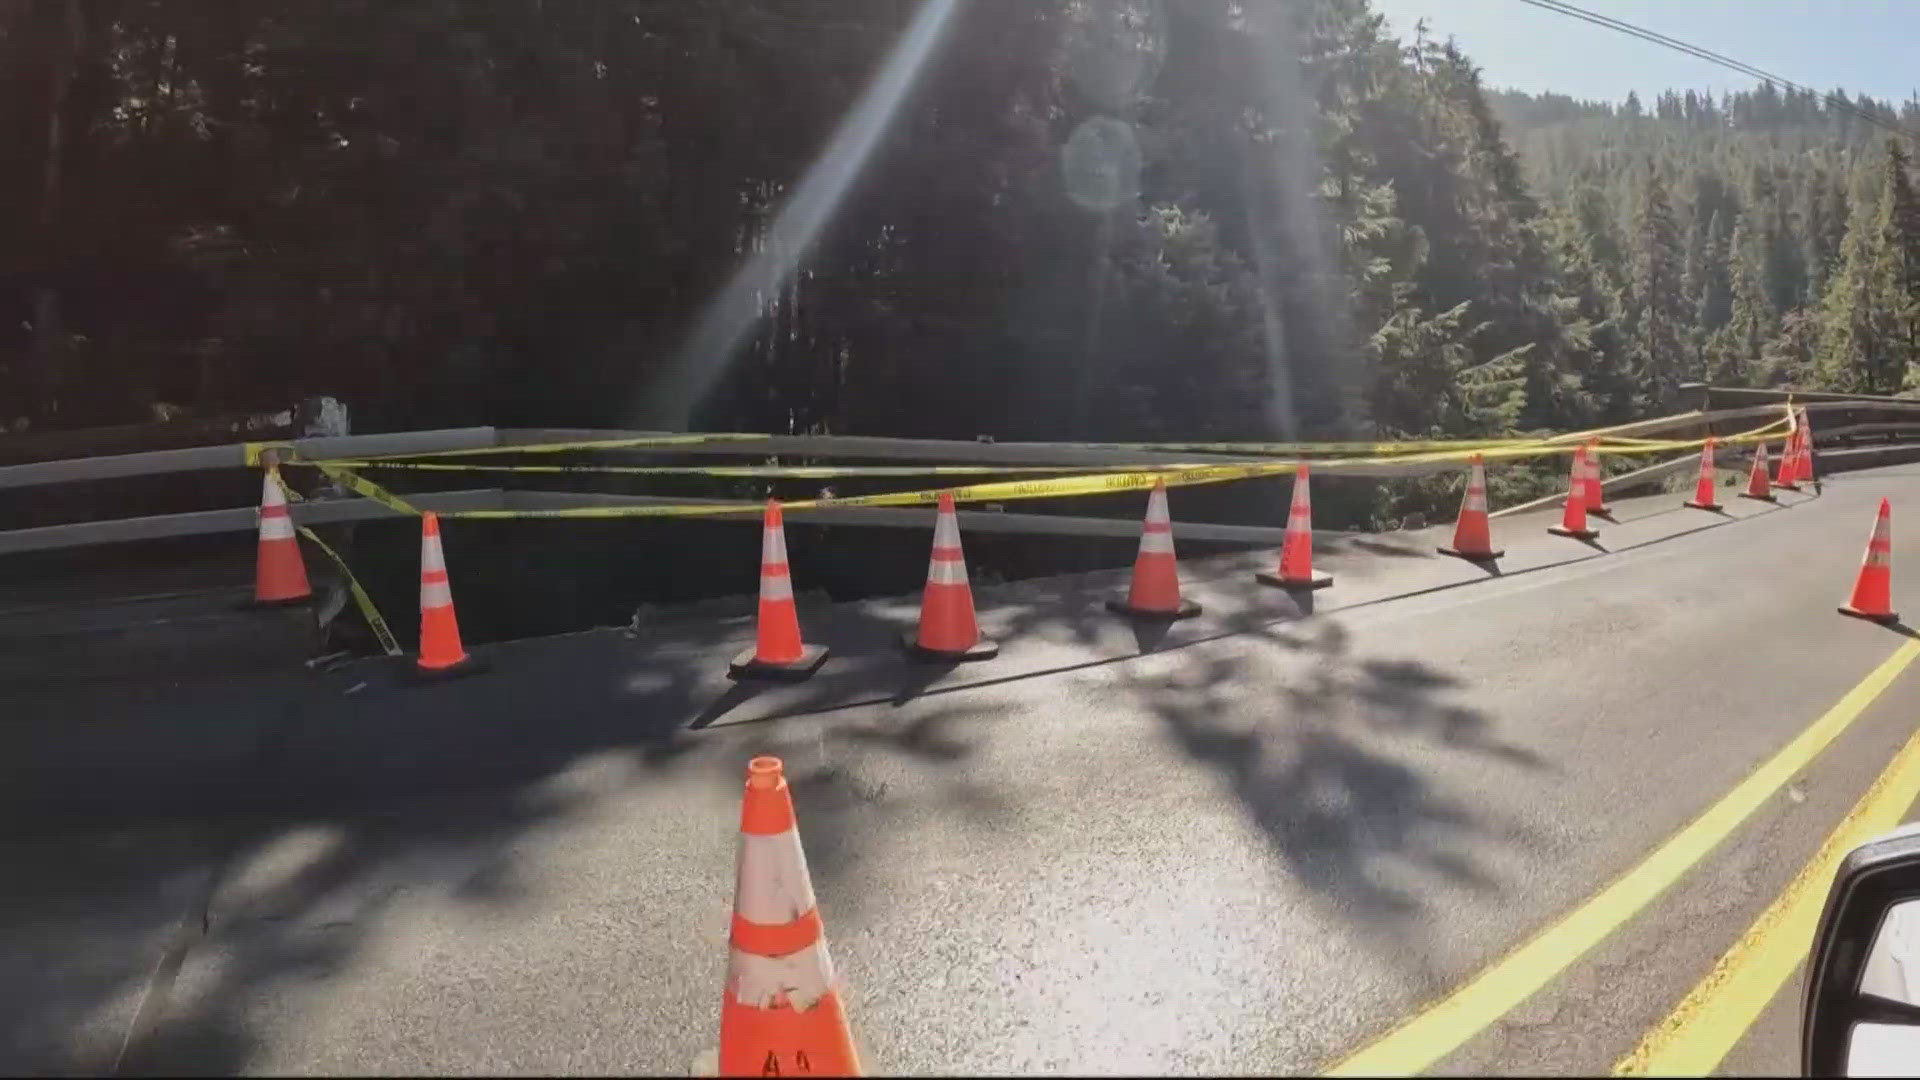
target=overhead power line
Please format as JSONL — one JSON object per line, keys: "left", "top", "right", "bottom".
{"left": 1512, "top": 0, "right": 1920, "bottom": 142}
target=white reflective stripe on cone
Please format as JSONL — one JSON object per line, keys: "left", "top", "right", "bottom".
{"left": 927, "top": 556, "right": 969, "bottom": 585}
{"left": 734, "top": 830, "right": 818, "bottom": 925}
{"left": 1866, "top": 522, "right": 1892, "bottom": 566}
{"left": 1138, "top": 529, "right": 1175, "bottom": 555}
{"left": 259, "top": 514, "right": 297, "bottom": 542}
{"left": 760, "top": 572, "right": 794, "bottom": 602}
{"left": 421, "top": 580, "right": 453, "bottom": 609}
{"left": 261, "top": 471, "right": 287, "bottom": 508}
{"left": 421, "top": 536, "right": 447, "bottom": 574}
{"left": 761, "top": 523, "right": 788, "bottom": 566}
{"left": 933, "top": 509, "right": 962, "bottom": 549}
{"left": 728, "top": 940, "right": 834, "bottom": 1010}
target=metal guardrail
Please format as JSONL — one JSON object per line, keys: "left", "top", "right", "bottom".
{"left": 0, "top": 490, "right": 503, "bottom": 556}
{"left": 5, "top": 390, "right": 1918, "bottom": 557}
{"left": 0, "top": 487, "right": 1301, "bottom": 555}
{"left": 0, "top": 427, "right": 498, "bottom": 491}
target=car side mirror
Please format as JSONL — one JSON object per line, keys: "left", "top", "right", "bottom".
{"left": 1804, "top": 824, "right": 1920, "bottom": 1075}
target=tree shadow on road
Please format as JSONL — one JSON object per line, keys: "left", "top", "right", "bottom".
{"left": 2, "top": 535, "right": 1544, "bottom": 1072}
{"left": 2, "top": 783, "right": 577, "bottom": 1077}
{"left": 1128, "top": 616, "right": 1547, "bottom": 989}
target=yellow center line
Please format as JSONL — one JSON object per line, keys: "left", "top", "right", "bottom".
{"left": 1322, "top": 639, "right": 1920, "bottom": 1077}
{"left": 1616, "top": 647, "right": 1920, "bottom": 1075}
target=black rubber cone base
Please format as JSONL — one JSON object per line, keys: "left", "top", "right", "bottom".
{"left": 1438, "top": 546, "right": 1504, "bottom": 562}
{"left": 1105, "top": 596, "right": 1202, "bottom": 621}
{"left": 1548, "top": 525, "right": 1599, "bottom": 540}
{"left": 1738, "top": 492, "right": 1777, "bottom": 503}
{"left": 400, "top": 653, "right": 490, "bottom": 685}
{"left": 899, "top": 631, "right": 998, "bottom": 663}
{"left": 1255, "top": 569, "right": 1333, "bottom": 590}
{"left": 728, "top": 643, "right": 829, "bottom": 681}
{"left": 1839, "top": 605, "right": 1900, "bottom": 625}
{"left": 1684, "top": 500, "right": 1723, "bottom": 511}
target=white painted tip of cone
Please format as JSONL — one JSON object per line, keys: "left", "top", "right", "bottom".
{"left": 1145, "top": 485, "right": 1170, "bottom": 525}
{"left": 261, "top": 470, "right": 287, "bottom": 508}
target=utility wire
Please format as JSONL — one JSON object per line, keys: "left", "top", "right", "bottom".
{"left": 1513, "top": 0, "right": 1920, "bottom": 142}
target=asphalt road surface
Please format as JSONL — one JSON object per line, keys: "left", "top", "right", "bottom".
{"left": 10, "top": 462, "right": 1920, "bottom": 1076}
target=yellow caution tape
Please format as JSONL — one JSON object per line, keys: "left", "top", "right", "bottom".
{"left": 319, "top": 430, "right": 1556, "bottom": 465}
{"left": 308, "top": 459, "right": 1277, "bottom": 478}
{"left": 294, "top": 414, "right": 1791, "bottom": 523}
{"left": 268, "top": 467, "right": 305, "bottom": 503}
{"left": 311, "top": 432, "right": 1750, "bottom": 480}
{"left": 260, "top": 404, "right": 1790, "bottom": 477}
{"left": 1059, "top": 436, "right": 1549, "bottom": 456}
{"left": 427, "top": 462, "right": 1289, "bottom": 520}
{"left": 295, "top": 524, "right": 403, "bottom": 657}
{"left": 342, "top": 431, "right": 781, "bottom": 462}
{"left": 315, "top": 463, "right": 426, "bottom": 517}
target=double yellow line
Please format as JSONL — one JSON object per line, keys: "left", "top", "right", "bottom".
{"left": 1616, "top": 641, "right": 1920, "bottom": 1075}
{"left": 1324, "top": 641, "right": 1920, "bottom": 1076}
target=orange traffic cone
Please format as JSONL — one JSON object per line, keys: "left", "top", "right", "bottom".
{"left": 1839, "top": 499, "right": 1898, "bottom": 624}
{"left": 730, "top": 500, "right": 829, "bottom": 680}
{"left": 1439, "top": 454, "right": 1503, "bottom": 561}
{"left": 1684, "top": 437, "right": 1723, "bottom": 511}
{"left": 1582, "top": 440, "right": 1613, "bottom": 516}
{"left": 252, "top": 466, "right": 313, "bottom": 605}
{"left": 413, "top": 512, "right": 483, "bottom": 679}
{"left": 1740, "top": 442, "right": 1775, "bottom": 502}
{"left": 717, "top": 757, "right": 862, "bottom": 1078}
{"left": 1796, "top": 410, "right": 1819, "bottom": 486}
{"left": 1256, "top": 462, "right": 1333, "bottom": 590}
{"left": 902, "top": 492, "right": 997, "bottom": 661}
{"left": 1776, "top": 426, "right": 1803, "bottom": 492}
{"left": 1549, "top": 446, "right": 1599, "bottom": 540}
{"left": 1108, "top": 480, "right": 1201, "bottom": 620}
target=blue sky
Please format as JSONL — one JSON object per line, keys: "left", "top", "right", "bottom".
{"left": 1368, "top": 0, "right": 1919, "bottom": 106}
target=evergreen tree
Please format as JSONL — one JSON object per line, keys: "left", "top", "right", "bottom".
{"left": 1819, "top": 167, "right": 1901, "bottom": 393}
{"left": 1693, "top": 209, "right": 1735, "bottom": 334}
{"left": 1719, "top": 211, "right": 1774, "bottom": 383}
{"left": 1629, "top": 168, "right": 1686, "bottom": 403}
{"left": 1884, "top": 140, "right": 1920, "bottom": 389}
{"left": 1803, "top": 168, "right": 1846, "bottom": 297}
